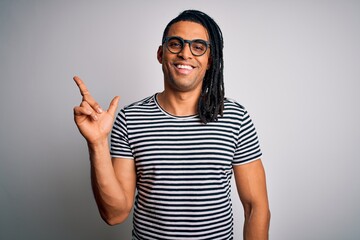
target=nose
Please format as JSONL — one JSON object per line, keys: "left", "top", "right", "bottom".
{"left": 178, "top": 42, "right": 193, "bottom": 59}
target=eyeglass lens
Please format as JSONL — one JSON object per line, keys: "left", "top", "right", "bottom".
{"left": 166, "top": 37, "right": 208, "bottom": 56}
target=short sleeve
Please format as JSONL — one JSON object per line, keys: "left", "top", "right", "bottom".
{"left": 110, "top": 109, "right": 134, "bottom": 159}
{"left": 233, "top": 109, "right": 262, "bottom": 165}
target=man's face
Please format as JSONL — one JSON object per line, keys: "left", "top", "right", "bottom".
{"left": 157, "top": 21, "right": 211, "bottom": 94}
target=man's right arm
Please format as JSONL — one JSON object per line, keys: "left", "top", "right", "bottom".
{"left": 73, "top": 76, "right": 136, "bottom": 225}
{"left": 89, "top": 142, "right": 136, "bottom": 225}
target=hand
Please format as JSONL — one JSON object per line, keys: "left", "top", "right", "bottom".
{"left": 73, "top": 76, "right": 120, "bottom": 145}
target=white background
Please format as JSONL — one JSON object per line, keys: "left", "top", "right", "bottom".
{"left": 0, "top": 0, "right": 359, "bottom": 239}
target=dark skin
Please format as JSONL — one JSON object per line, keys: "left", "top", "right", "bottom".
{"left": 73, "top": 20, "right": 270, "bottom": 239}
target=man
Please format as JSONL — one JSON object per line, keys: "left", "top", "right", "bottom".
{"left": 74, "top": 10, "right": 270, "bottom": 240}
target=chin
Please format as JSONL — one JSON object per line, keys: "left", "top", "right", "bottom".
{"left": 170, "top": 81, "right": 202, "bottom": 93}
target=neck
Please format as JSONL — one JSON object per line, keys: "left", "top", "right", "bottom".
{"left": 157, "top": 90, "right": 200, "bottom": 116}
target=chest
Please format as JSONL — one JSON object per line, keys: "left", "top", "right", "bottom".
{"left": 127, "top": 120, "right": 240, "bottom": 173}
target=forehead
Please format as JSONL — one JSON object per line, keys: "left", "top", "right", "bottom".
{"left": 167, "top": 21, "right": 209, "bottom": 40}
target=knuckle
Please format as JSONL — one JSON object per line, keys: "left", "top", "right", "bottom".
{"left": 82, "top": 89, "right": 90, "bottom": 96}
{"left": 80, "top": 101, "right": 87, "bottom": 107}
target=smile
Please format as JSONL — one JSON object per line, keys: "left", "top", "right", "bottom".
{"left": 176, "top": 64, "right": 194, "bottom": 70}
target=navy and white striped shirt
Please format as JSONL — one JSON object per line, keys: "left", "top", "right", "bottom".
{"left": 111, "top": 94, "right": 262, "bottom": 240}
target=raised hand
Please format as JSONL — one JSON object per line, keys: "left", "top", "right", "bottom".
{"left": 73, "top": 76, "right": 120, "bottom": 145}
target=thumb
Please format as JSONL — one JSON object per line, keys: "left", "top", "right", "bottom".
{"left": 107, "top": 96, "right": 120, "bottom": 116}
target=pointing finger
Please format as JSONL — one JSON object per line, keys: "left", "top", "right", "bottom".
{"left": 73, "top": 76, "right": 103, "bottom": 113}
{"left": 73, "top": 76, "right": 91, "bottom": 97}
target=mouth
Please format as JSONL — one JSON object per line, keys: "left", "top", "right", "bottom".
{"left": 175, "top": 64, "right": 194, "bottom": 70}
{"left": 173, "top": 64, "right": 195, "bottom": 75}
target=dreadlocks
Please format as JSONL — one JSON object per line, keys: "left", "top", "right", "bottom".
{"left": 162, "top": 10, "right": 224, "bottom": 124}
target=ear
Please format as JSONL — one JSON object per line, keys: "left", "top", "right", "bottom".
{"left": 157, "top": 45, "right": 163, "bottom": 64}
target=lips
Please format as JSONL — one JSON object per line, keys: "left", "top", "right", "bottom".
{"left": 176, "top": 64, "right": 193, "bottom": 70}
{"left": 174, "top": 63, "right": 195, "bottom": 75}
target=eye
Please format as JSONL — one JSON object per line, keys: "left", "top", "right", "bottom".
{"left": 191, "top": 41, "right": 206, "bottom": 52}
{"left": 168, "top": 38, "right": 182, "bottom": 49}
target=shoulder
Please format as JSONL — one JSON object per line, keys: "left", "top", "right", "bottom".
{"left": 223, "top": 97, "right": 247, "bottom": 116}
{"left": 124, "top": 94, "right": 156, "bottom": 111}
{"left": 115, "top": 94, "right": 156, "bottom": 120}
{"left": 118, "top": 94, "right": 163, "bottom": 122}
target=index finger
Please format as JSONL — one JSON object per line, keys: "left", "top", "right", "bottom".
{"left": 73, "top": 75, "right": 103, "bottom": 113}
{"left": 73, "top": 76, "right": 90, "bottom": 97}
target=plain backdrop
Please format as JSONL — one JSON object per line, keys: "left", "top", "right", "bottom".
{"left": 0, "top": 0, "right": 359, "bottom": 239}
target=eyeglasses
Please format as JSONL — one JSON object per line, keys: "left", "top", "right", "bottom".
{"left": 163, "top": 36, "right": 210, "bottom": 56}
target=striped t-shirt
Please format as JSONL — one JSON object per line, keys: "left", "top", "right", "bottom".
{"left": 110, "top": 94, "right": 262, "bottom": 240}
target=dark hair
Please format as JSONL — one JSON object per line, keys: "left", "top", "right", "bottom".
{"left": 162, "top": 10, "right": 224, "bottom": 124}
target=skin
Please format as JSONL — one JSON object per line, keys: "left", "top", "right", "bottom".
{"left": 234, "top": 161, "right": 271, "bottom": 240}
{"left": 73, "top": 20, "right": 270, "bottom": 239}
{"left": 156, "top": 21, "right": 211, "bottom": 116}
{"left": 73, "top": 76, "right": 136, "bottom": 225}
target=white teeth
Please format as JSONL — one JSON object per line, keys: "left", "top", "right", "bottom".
{"left": 177, "top": 64, "right": 193, "bottom": 70}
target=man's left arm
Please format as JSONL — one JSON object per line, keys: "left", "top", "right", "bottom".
{"left": 233, "top": 159, "right": 270, "bottom": 240}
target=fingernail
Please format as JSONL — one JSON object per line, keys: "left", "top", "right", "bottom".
{"left": 97, "top": 108, "right": 103, "bottom": 113}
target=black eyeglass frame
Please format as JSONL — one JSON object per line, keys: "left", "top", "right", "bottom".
{"left": 162, "top": 36, "right": 211, "bottom": 56}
